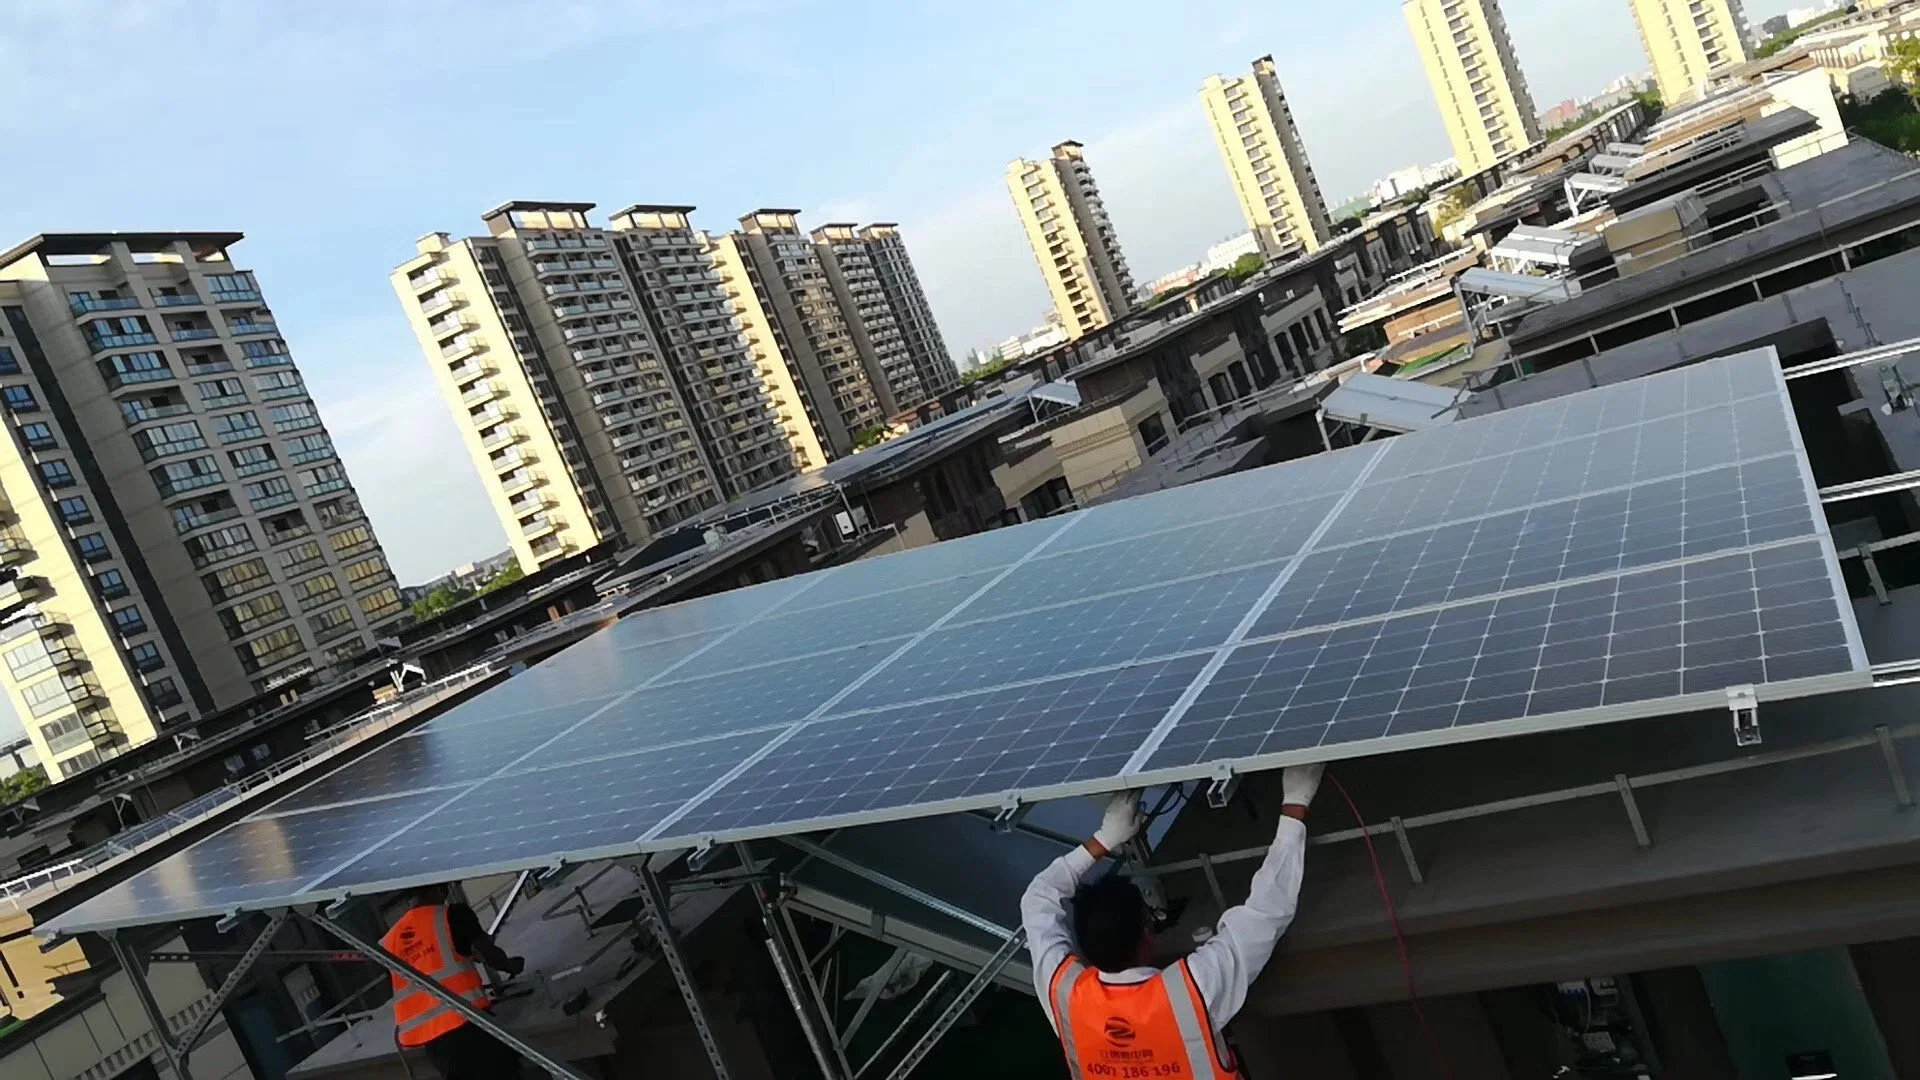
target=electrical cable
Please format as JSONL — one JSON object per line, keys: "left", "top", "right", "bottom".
{"left": 1323, "top": 770, "right": 1455, "bottom": 1080}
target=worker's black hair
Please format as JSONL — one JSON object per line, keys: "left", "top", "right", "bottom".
{"left": 1072, "top": 874, "right": 1150, "bottom": 974}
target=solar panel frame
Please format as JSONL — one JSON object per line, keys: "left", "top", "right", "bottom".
{"left": 45, "top": 350, "right": 1874, "bottom": 936}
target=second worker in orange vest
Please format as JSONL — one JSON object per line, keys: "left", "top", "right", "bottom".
{"left": 1021, "top": 765, "right": 1324, "bottom": 1079}
{"left": 382, "top": 884, "right": 528, "bottom": 1080}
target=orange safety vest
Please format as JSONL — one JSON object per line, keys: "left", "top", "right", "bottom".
{"left": 382, "top": 904, "right": 490, "bottom": 1048}
{"left": 1049, "top": 957, "right": 1241, "bottom": 1080}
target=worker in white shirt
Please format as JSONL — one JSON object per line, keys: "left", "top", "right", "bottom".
{"left": 1021, "top": 765, "right": 1323, "bottom": 1079}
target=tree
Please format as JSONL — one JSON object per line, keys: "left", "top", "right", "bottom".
{"left": 0, "top": 766, "right": 47, "bottom": 807}
{"left": 1633, "top": 89, "right": 1665, "bottom": 126}
{"left": 1430, "top": 187, "right": 1475, "bottom": 231}
{"left": 1226, "top": 253, "right": 1264, "bottom": 281}
{"left": 1887, "top": 37, "right": 1920, "bottom": 110}
{"left": 852, "top": 425, "right": 889, "bottom": 451}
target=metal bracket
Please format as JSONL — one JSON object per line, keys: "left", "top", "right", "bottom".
{"left": 1877, "top": 725, "right": 1915, "bottom": 809}
{"left": 989, "top": 796, "right": 1030, "bottom": 834}
{"left": 1728, "top": 685, "right": 1761, "bottom": 747}
{"left": 1860, "top": 543, "right": 1892, "bottom": 605}
{"left": 1615, "top": 774, "right": 1652, "bottom": 848}
{"left": 1205, "top": 762, "right": 1241, "bottom": 810}
{"left": 213, "top": 909, "right": 242, "bottom": 934}
{"left": 686, "top": 841, "right": 724, "bottom": 872}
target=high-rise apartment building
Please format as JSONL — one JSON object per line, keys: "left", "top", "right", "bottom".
{"left": 1007, "top": 142, "right": 1138, "bottom": 340}
{"left": 606, "top": 206, "right": 801, "bottom": 499}
{"left": 708, "top": 212, "right": 884, "bottom": 459}
{"left": 1403, "top": 0, "right": 1543, "bottom": 174}
{"left": 1629, "top": 0, "right": 1752, "bottom": 104}
{"left": 1201, "top": 56, "right": 1334, "bottom": 259}
{"left": 813, "top": 223, "right": 924, "bottom": 415}
{"left": 0, "top": 233, "right": 401, "bottom": 779}
{"left": 394, "top": 202, "right": 727, "bottom": 574}
{"left": 859, "top": 224, "right": 958, "bottom": 400}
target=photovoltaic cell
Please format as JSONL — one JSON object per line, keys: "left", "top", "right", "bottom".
{"left": 49, "top": 350, "right": 1871, "bottom": 936}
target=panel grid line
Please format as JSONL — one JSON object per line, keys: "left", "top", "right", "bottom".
{"left": 1120, "top": 441, "right": 1395, "bottom": 775}
{"left": 296, "top": 565, "right": 850, "bottom": 895}
{"left": 641, "top": 508, "right": 1095, "bottom": 843}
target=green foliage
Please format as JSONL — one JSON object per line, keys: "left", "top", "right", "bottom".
{"left": 852, "top": 425, "right": 889, "bottom": 450}
{"left": 1430, "top": 187, "right": 1475, "bottom": 230}
{"left": 1887, "top": 37, "right": 1920, "bottom": 103}
{"left": 1756, "top": 8, "right": 1850, "bottom": 58}
{"left": 1634, "top": 89, "right": 1665, "bottom": 126}
{"left": 1841, "top": 88, "right": 1920, "bottom": 153}
{"left": 1226, "top": 253, "right": 1264, "bottom": 281}
{"left": 0, "top": 766, "right": 47, "bottom": 807}
{"left": 959, "top": 353, "right": 1017, "bottom": 385}
{"left": 408, "top": 563, "right": 527, "bottom": 622}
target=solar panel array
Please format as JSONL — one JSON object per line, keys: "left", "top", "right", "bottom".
{"left": 52, "top": 350, "right": 1870, "bottom": 934}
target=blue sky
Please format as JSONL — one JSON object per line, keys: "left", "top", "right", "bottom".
{"left": 0, "top": 0, "right": 1800, "bottom": 745}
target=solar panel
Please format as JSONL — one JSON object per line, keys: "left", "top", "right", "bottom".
{"left": 49, "top": 349, "right": 1871, "bottom": 935}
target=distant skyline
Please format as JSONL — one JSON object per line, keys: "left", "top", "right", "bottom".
{"left": 0, "top": 0, "right": 1805, "bottom": 744}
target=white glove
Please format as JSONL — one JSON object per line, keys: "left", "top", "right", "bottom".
{"left": 1092, "top": 789, "right": 1145, "bottom": 853}
{"left": 1281, "top": 764, "right": 1324, "bottom": 808}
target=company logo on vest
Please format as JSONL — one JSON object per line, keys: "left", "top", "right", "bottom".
{"left": 1103, "top": 1015, "right": 1137, "bottom": 1047}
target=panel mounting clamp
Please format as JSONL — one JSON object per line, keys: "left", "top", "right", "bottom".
{"left": 990, "top": 795, "right": 1030, "bottom": 834}
{"left": 686, "top": 840, "right": 723, "bottom": 872}
{"left": 1728, "top": 685, "right": 1761, "bottom": 747}
{"left": 1206, "top": 762, "right": 1241, "bottom": 810}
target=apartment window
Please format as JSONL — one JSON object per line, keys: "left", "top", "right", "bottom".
{"left": 343, "top": 556, "right": 390, "bottom": 590}
{"left": 219, "top": 592, "right": 288, "bottom": 640}
{"left": 111, "top": 605, "right": 147, "bottom": 635}
{"left": 327, "top": 524, "right": 375, "bottom": 557}
{"left": 293, "top": 572, "right": 341, "bottom": 610}
{"left": 0, "top": 346, "right": 18, "bottom": 375}
{"left": 253, "top": 370, "right": 304, "bottom": 399}
{"left": 269, "top": 402, "right": 320, "bottom": 433}
{"left": 94, "top": 568, "right": 129, "bottom": 601}
{"left": 323, "top": 638, "right": 366, "bottom": 666}
{"left": 196, "top": 377, "right": 248, "bottom": 408}
{"left": 240, "top": 339, "right": 290, "bottom": 366}
{"left": 19, "top": 422, "right": 55, "bottom": 450}
{"left": 206, "top": 272, "right": 259, "bottom": 301}
{"left": 204, "top": 557, "right": 273, "bottom": 605}
{"left": 98, "top": 351, "right": 172, "bottom": 388}
{"left": 147, "top": 677, "right": 183, "bottom": 710}
{"left": 301, "top": 463, "right": 348, "bottom": 497}
{"left": 244, "top": 475, "right": 296, "bottom": 511}
{"left": 236, "top": 625, "right": 303, "bottom": 673}
{"left": 121, "top": 395, "right": 188, "bottom": 426}
{"left": 215, "top": 411, "right": 266, "bottom": 443}
{"left": 133, "top": 421, "right": 206, "bottom": 462}
{"left": 308, "top": 603, "right": 358, "bottom": 643}
{"left": 24, "top": 677, "right": 88, "bottom": 719}
{"left": 6, "top": 639, "right": 64, "bottom": 681}
{"left": 186, "top": 524, "right": 257, "bottom": 569}
{"left": 358, "top": 586, "right": 402, "bottom": 621}
{"left": 152, "top": 456, "right": 224, "bottom": 498}
{"left": 127, "top": 641, "right": 164, "bottom": 673}
{"left": 1137, "top": 413, "right": 1169, "bottom": 455}
{"left": 37, "top": 460, "right": 75, "bottom": 490}
{"left": 56, "top": 497, "right": 92, "bottom": 526}
{"left": 3, "top": 386, "right": 38, "bottom": 414}
{"left": 173, "top": 492, "right": 239, "bottom": 535}
{"left": 285, "top": 433, "right": 333, "bottom": 465}
{"left": 73, "top": 533, "right": 110, "bottom": 563}
{"left": 229, "top": 444, "right": 279, "bottom": 478}
{"left": 279, "top": 539, "right": 325, "bottom": 574}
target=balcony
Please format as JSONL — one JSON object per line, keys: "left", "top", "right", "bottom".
{"left": 123, "top": 402, "right": 194, "bottom": 426}
{"left": 87, "top": 330, "right": 158, "bottom": 353}
{"left": 441, "top": 337, "right": 482, "bottom": 363}
{"left": 315, "top": 497, "right": 363, "bottom": 528}
{"left": 229, "top": 321, "right": 278, "bottom": 337}
{"left": 520, "top": 514, "right": 557, "bottom": 539}
{"left": 491, "top": 450, "right": 527, "bottom": 474}
{"left": 153, "top": 293, "right": 202, "bottom": 308}
{"left": 250, "top": 490, "right": 298, "bottom": 511}
{"left": 170, "top": 327, "right": 219, "bottom": 343}
{"left": 418, "top": 290, "right": 463, "bottom": 317}
{"left": 0, "top": 575, "right": 45, "bottom": 610}
{"left": 305, "top": 477, "right": 349, "bottom": 498}
{"left": 500, "top": 469, "right": 542, "bottom": 496}
{"left": 0, "top": 529, "right": 33, "bottom": 565}
{"left": 259, "top": 383, "right": 308, "bottom": 402}
{"left": 175, "top": 504, "right": 244, "bottom": 535}
{"left": 480, "top": 425, "right": 525, "bottom": 451}
{"left": 69, "top": 295, "right": 141, "bottom": 316}
{"left": 32, "top": 675, "right": 104, "bottom": 716}
{"left": 507, "top": 492, "right": 555, "bottom": 516}
{"left": 446, "top": 360, "right": 494, "bottom": 382}
{"left": 104, "top": 366, "right": 177, "bottom": 392}
{"left": 157, "top": 472, "right": 226, "bottom": 500}
{"left": 210, "top": 288, "right": 264, "bottom": 304}
{"left": 460, "top": 381, "right": 504, "bottom": 407}
{"left": 244, "top": 351, "right": 293, "bottom": 370}
{"left": 185, "top": 357, "right": 235, "bottom": 376}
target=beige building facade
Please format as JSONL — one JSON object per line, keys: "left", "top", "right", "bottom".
{"left": 860, "top": 224, "right": 958, "bottom": 400}
{"left": 1403, "top": 0, "right": 1543, "bottom": 174}
{"left": 395, "top": 202, "right": 736, "bottom": 573}
{"left": 1201, "top": 56, "right": 1334, "bottom": 259}
{"left": 0, "top": 233, "right": 401, "bottom": 780}
{"left": 813, "top": 223, "right": 923, "bottom": 416}
{"left": 709, "top": 211, "right": 883, "bottom": 458}
{"left": 1630, "top": 0, "right": 1752, "bottom": 104}
{"left": 1007, "top": 142, "right": 1138, "bottom": 340}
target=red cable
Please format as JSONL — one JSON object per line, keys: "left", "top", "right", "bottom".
{"left": 1323, "top": 770, "right": 1455, "bottom": 1080}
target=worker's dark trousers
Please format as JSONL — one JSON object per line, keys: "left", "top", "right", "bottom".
{"left": 422, "top": 1022, "right": 525, "bottom": 1080}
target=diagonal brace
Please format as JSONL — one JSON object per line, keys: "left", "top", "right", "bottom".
{"left": 107, "top": 930, "right": 191, "bottom": 1080}
{"left": 180, "top": 910, "right": 290, "bottom": 1054}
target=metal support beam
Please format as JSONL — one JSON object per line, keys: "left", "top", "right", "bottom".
{"left": 1390, "top": 816, "right": 1424, "bottom": 886}
{"left": 305, "top": 910, "right": 592, "bottom": 1080}
{"left": 781, "top": 836, "right": 1015, "bottom": 939}
{"left": 107, "top": 931, "right": 190, "bottom": 1080}
{"left": 1877, "top": 725, "right": 1914, "bottom": 809}
{"left": 880, "top": 931, "right": 1026, "bottom": 1080}
{"left": 1615, "top": 775, "right": 1652, "bottom": 848}
{"left": 1196, "top": 852, "right": 1228, "bottom": 914}
{"left": 736, "top": 841, "right": 848, "bottom": 1080}
{"left": 1860, "top": 543, "right": 1891, "bottom": 605}
{"left": 145, "top": 948, "right": 367, "bottom": 964}
{"left": 634, "top": 863, "right": 734, "bottom": 1080}
{"left": 853, "top": 971, "right": 952, "bottom": 1080}
{"left": 488, "top": 869, "right": 533, "bottom": 937}
{"left": 842, "top": 948, "right": 909, "bottom": 1046}
{"left": 179, "top": 910, "right": 289, "bottom": 1055}
{"left": 1818, "top": 468, "right": 1920, "bottom": 504}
